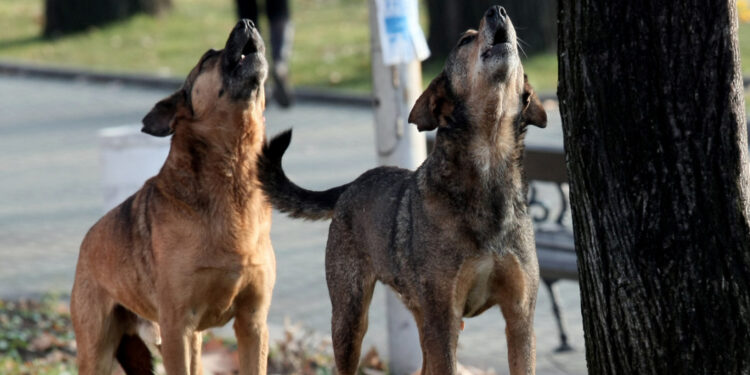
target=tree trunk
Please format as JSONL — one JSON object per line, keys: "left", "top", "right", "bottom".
{"left": 426, "top": 0, "right": 556, "bottom": 59}
{"left": 558, "top": 1, "right": 750, "bottom": 373}
{"left": 44, "top": 0, "right": 172, "bottom": 37}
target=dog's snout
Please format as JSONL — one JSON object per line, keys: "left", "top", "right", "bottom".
{"left": 485, "top": 5, "right": 507, "bottom": 23}
{"left": 486, "top": 6, "right": 496, "bottom": 19}
{"left": 234, "top": 18, "right": 255, "bottom": 33}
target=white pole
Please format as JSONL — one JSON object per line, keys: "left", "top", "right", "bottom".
{"left": 368, "top": 1, "right": 426, "bottom": 374}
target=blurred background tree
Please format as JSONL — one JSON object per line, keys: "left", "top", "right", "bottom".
{"left": 44, "top": 0, "right": 172, "bottom": 37}
{"left": 426, "top": 0, "right": 556, "bottom": 59}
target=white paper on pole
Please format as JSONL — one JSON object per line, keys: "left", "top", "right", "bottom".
{"left": 376, "top": 0, "right": 430, "bottom": 65}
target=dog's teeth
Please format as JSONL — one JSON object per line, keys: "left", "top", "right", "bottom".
{"left": 241, "top": 54, "right": 246, "bottom": 60}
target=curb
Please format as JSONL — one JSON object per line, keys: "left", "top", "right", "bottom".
{"left": 0, "top": 60, "right": 565, "bottom": 106}
{"left": 0, "top": 60, "right": 375, "bottom": 108}
{"left": 0, "top": 60, "right": 182, "bottom": 90}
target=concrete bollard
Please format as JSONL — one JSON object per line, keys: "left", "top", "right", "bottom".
{"left": 98, "top": 125, "right": 169, "bottom": 211}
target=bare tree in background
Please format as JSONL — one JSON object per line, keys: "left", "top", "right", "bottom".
{"left": 44, "top": 0, "right": 172, "bottom": 37}
{"left": 558, "top": 0, "right": 750, "bottom": 373}
{"left": 426, "top": 0, "right": 556, "bottom": 59}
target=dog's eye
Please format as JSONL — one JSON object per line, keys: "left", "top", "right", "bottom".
{"left": 458, "top": 35, "right": 475, "bottom": 47}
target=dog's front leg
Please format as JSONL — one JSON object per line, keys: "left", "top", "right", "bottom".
{"left": 160, "top": 322, "right": 193, "bottom": 375}
{"left": 495, "top": 254, "right": 539, "bottom": 375}
{"left": 417, "top": 295, "right": 461, "bottom": 375}
{"left": 190, "top": 331, "right": 203, "bottom": 375}
{"left": 234, "top": 303, "right": 270, "bottom": 375}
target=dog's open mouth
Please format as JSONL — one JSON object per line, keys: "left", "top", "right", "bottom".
{"left": 482, "top": 26, "right": 512, "bottom": 59}
{"left": 224, "top": 19, "right": 262, "bottom": 70}
{"left": 493, "top": 26, "right": 509, "bottom": 46}
{"left": 239, "top": 37, "right": 258, "bottom": 62}
{"left": 220, "top": 19, "right": 268, "bottom": 99}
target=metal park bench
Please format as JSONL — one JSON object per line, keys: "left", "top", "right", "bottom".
{"left": 525, "top": 145, "right": 577, "bottom": 352}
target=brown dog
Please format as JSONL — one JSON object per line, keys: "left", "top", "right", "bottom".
{"left": 257, "top": 6, "right": 546, "bottom": 375}
{"left": 71, "top": 20, "right": 274, "bottom": 375}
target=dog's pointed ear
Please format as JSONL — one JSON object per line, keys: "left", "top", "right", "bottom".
{"left": 522, "top": 75, "right": 547, "bottom": 128}
{"left": 409, "top": 73, "right": 455, "bottom": 132}
{"left": 141, "top": 90, "right": 186, "bottom": 137}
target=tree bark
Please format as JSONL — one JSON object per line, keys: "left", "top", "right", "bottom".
{"left": 44, "top": 0, "right": 172, "bottom": 37}
{"left": 426, "top": 0, "right": 556, "bottom": 59}
{"left": 558, "top": 1, "right": 750, "bottom": 373}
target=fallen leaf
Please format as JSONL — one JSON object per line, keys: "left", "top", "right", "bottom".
{"left": 30, "top": 333, "right": 60, "bottom": 351}
{"left": 360, "top": 347, "right": 385, "bottom": 371}
{"left": 202, "top": 345, "right": 239, "bottom": 375}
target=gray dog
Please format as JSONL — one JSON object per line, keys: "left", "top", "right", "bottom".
{"left": 258, "top": 5, "right": 546, "bottom": 375}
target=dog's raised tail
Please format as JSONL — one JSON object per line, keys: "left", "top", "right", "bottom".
{"left": 258, "top": 129, "right": 351, "bottom": 220}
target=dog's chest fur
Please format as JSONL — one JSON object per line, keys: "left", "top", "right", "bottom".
{"left": 415, "top": 133, "right": 531, "bottom": 316}
{"left": 152, "top": 183, "right": 273, "bottom": 329}
{"left": 460, "top": 255, "right": 496, "bottom": 317}
{"left": 419, "top": 143, "right": 526, "bottom": 250}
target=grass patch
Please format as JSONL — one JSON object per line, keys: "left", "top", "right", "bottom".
{"left": 0, "top": 0, "right": 559, "bottom": 92}
{"left": 0, "top": 0, "right": 240, "bottom": 77}
{"left": 0, "top": 0, "right": 749, "bottom": 94}
{"left": 0, "top": 0, "right": 375, "bottom": 91}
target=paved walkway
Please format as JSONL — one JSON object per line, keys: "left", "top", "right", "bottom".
{"left": 0, "top": 75, "right": 586, "bottom": 374}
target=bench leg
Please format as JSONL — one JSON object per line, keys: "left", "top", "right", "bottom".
{"left": 555, "top": 183, "right": 569, "bottom": 226}
{"left": 543, "top": 278, "right": 573, "bottom": 352}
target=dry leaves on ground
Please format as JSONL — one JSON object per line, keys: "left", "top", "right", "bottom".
{"left": 0, "top": 295, "right": 495, "bottom": 375}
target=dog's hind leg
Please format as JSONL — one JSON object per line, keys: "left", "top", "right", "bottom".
{"left": 325, "top": 240, "right": 376, "bottom": 375}
{"left": 71, "top": 275, "right": 129, "bottom": 375}
{"left": 116, "top": 329, "right": 155, "bottom": 375}
{"left": 495, "top": 254, "right": 539, "bottom": 375}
